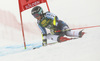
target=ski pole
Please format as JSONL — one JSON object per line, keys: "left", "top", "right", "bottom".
{"left": 55, "top": 25, "right": 100, "bottom": 32}
{"left": 55, "top": 29, "right": 71, "bottom": 32}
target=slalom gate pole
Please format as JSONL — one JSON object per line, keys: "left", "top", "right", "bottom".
{"left": 19, "top": 12, "right": 26, "bottom": 49}
{"left": 18, "top": 0, "right": 26, "bottom": 49}
{"left": 20, "top": 13, "right": 26, "bottom": 49}
{"left": 45, "top": 0, "right": 50, "bottom": 12}
{"left": 55, "top": 25, "right": 100, "bottom": 32}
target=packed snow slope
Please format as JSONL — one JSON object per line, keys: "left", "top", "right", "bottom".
{"left": 0, "top": 27, "right": 100, "bottom": 61}
{"left": 0, "top": 0, "right": 100, "bottom": 61}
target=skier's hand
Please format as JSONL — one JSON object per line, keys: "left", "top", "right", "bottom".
{"left": 62, "top": 26, "right": 70, "bottom": 31}
{"left": 42, "top": 39, "right": 47, "bottom": 46}
{"left": 42, "top": 34, "right": 47, "bottom": 46}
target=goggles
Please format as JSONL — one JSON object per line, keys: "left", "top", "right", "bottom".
{"left": 33, "top": 13, "right": 41, "bottom": 18}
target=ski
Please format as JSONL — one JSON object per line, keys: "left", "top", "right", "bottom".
{"left": 33, "top": 37, "right": 78, "bottom": 50}
{"left": 33, "top": 42, "right": 58, "bottom": 50}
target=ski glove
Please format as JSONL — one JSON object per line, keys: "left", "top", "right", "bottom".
{"left": 42, "top": 39, "right": 47, "bottom": 46}
{"left": 42, "top": 34, "right": 47, "bottom": 46}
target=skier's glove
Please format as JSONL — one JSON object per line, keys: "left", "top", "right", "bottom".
{"left": 42, "top": 39, "right": 47, "bottom": 46}
{"left": 62, "top": 26, "right": 70, "bottom": 33}
{"left": 42, "top": 34, "right": 47, "bottom": 46}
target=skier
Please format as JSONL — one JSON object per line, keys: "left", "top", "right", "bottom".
{"left": 31, "top": 6, "right": 84, "bottom": 46}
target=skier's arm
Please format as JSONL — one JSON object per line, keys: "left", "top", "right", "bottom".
{"left": 38, "top": 24, "right": 47, "bottom": 35}
{"left": 45, "top": 12, "right": 59, "bottom": 20}
{"left": 38, "top": 24, "right": 47, "bottom": 46}
{"left": 46, "top": 12, "right": 59, "bottom": 26}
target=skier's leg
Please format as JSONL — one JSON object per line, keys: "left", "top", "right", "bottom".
{"left": 57, "top": 33, "right": 72, "bottom": 42}
{"left": 66, "top": 30, "right": 80, "bottom": 37}
{"left": 66, "top": 30, "right": 85, "bottom": 37}
{"left": 47, "top": 34, "right": 59, "bottom": 42}
{"left": 57, "top": 20, "right": 69, "bottom": 30}
{"left": 47, "top": 34, "right": 71, "bottom": 42}
{"left": 57, "top": 20, "right": 85, "bottom": 38}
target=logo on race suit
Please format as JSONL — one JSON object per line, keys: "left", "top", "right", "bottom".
{"left": 41, "top": 19, "right": 46, "bottom": 25}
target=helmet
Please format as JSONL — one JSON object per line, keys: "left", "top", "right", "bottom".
{"left": 31, "top": 6, "right": 43, "bottom": 18}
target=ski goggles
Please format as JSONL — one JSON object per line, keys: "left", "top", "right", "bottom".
{"left": 33, "top": 13, "right": 40, "bottom": 18}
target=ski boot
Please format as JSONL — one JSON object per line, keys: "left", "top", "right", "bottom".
{"left": 79, "top": 30, "right": 85, "bottom": 38}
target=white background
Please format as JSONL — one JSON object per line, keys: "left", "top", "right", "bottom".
{"left": 0, "top": 0, "right": 100, "bottom": 61}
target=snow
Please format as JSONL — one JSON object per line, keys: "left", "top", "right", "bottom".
{"left": 0, "top": 27, "right": 100, "bottom": 61}
{"left": 0, "top": 0, "right": 100, "bottom": 61}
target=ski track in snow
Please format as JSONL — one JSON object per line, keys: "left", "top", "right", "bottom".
{"left": 0, "top": 27, "right": 100, "bottom": 61}
{"left": 0, "top": 42, "right": 42, "bottom": 56}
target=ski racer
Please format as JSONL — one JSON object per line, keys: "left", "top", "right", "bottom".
{"left": 31, "top": 6, "right": 84, "bottom": 46}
